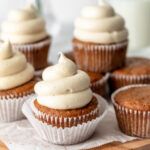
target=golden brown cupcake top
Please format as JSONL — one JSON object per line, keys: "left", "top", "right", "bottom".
{"left": 0, "top": 78, "right": 36, "bottom": 99}
{"left": 87, "top": 72, "right": 103, "bottom": 83}
{"left": 114, "top": 86, "right": 150, "bottom": 111}
{"left": 113, "top": 57, "right": 150, "bottom": 75}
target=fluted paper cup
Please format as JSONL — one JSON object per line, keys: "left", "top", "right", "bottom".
{"left": 112, "top": 85, "right": 150, "bottom": 138}
{"left": 22, "top": 94, "right": 108, "bottom": 145}
{"left": 13, "top": 37, "right": 51, "bottom": 70}
{"left": 0, "top": 94, "right": 35, "bottom": 122}
{"left": 73, "top": 39, "right": 128, "bottom": 73}
{"left": 110, "top": 73, "right": 150, "bottom": 92}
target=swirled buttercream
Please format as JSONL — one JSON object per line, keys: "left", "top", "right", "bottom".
{"left": 74, "top": 0, "right": 128, "bottom": 44}
{"left": 35, "top": 53, "right": 93, "bottom": 109}
{"left": 1, "top": 4, "right": 48, "bottom": 44}
{"left": 0, "top": 41, "right": 34, "bottom": 90}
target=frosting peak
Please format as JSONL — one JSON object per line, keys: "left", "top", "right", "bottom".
{"left": 42, "top": 53, "right": 77, "bottom": 82}
{"left": 35, "top": 53, "right": 93, "bottom": 110}
{"left": 0, "top": 41, "right": 13, "bottom": 60}
{"left": 81, "top": 5, "right": 114, "bottom": 19}
{"left": 74, "top": 1, "right": 128, "bottom": 44}
{"left": 1, "top": 4, "right": 48, "bottom": 44}
{"left": 98, "top": 0, "right": 110, "bottom": 6}
{"left": 0, "top": 41, "right": 34, "bottom": 90}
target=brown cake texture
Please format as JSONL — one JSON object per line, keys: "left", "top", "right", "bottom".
{"left": 110, "top": 57, "right": 150, "bottom": 91}
{"left": 87, "top": 72, "right": 108, "bottom": 97}
{"left": 33, "top": 97, "right": 99, "bottom": 128}
{"left": 113, "top": 57, "right": 150, "bottom": 75}
{"left": 73, "top": 38, "right": 128, "bottom": 73}
{"left": 87, "top": 72, "right": 103, "bottom": 83}
{"left": 114, "top": 86, "right": 150, "bottom": 111}
{"left": 13, "top": 36, "right": 51, "bottom": 70}
{"left": 112, "top": 85, "right": 150, "bottom": 138}
{"left": 0, "top": 78, "right": 36, "bottom": 99}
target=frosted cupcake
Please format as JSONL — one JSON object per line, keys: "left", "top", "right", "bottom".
{"left": 72, "top": 0, "right": 128, "bottom": 73}
{"left": 31, "top": 53, "right": 100, "bottom": 144}
{"left": 1, "top": 4, "right": 51, "bottom": 70}
{"left": 0, "top": 41, "right": 35, "bottom": 122}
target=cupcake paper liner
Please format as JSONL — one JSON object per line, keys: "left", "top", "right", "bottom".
{"left": 112, "top": 85, "right": 150, "bottom": 138}
{"left": 13, "top": 37, "right": 51, "bottom": 70}
{"left": 110, "top": 73, "right": 150, "bottom": 92}
{"left": 91, "top": 73, "right": 109, "bottom": 97}
{"left": 73, "top": 39, "right": 128, "bottom": 73}
{"left": 31, "top": 99, "right": 99, "bottom": 128}
{"left": 0, "top": 93, "right": 35, "bottom": 122}
{"left": 22, "top": 94, "right": 108, "bottom": 145}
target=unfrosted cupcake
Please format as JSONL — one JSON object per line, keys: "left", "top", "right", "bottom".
{"left": 31, "top": 53, "right": 100, "bottom": 144}
{"left": 0, "top": 41, "right": 35, "bottom": 122}
{"left": 110, "top": 57, "right": 150, "bottom": 91}
{"left": 1, "top": 4, "right": 51, "bottom": 70}
{"left": 112, "top": 84, "right": 150, "bottom": 138}
{"left": 72, "top": 0, "right": 128, "bottom": 73}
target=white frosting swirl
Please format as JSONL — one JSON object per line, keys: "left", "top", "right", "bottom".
{"left": 74, "top": 0, "right": 128, "bottom": 44}
{"left": 0, "top": 41, "right": 34, "bottom": 90}
{"left": 1, "top": 4, "right": 48, "bottom": 44}
{"left": 35, "top": 53, "right": 93, "bottom": 110}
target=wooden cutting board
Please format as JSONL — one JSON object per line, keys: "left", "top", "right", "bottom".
{"left": 84, "top": 139, "right": 150, "bottom": 150}
{"left": 0, "top": 140, "right": 8, "bottom": 150}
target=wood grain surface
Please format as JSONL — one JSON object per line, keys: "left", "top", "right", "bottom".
{"left": 84, "top": 139, "right": 150, "bottom": 150}
{"left": 0, "top": 140, "right": 8, "bottom": 150}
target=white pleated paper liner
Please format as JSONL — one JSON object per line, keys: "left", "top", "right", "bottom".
{"left": 0, "top": 94, "right": 35, "bottom": 122}
{"left": 22, "top": 94, "right": 108, "bottom": 145}
{"left": 13, "top": 37, "right": 51, "bottom": 70}
{"left": 73, "top": 39, "right": 128, "bottom": 73}
{"left": 112, "top": 84, "right": 150, "bottom": 138}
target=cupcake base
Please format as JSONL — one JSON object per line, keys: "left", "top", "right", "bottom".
{"left": 32, "top": 97, "right": 99, "bottom": 128}
{"left": 0, "top": 79, "right": 36, "bottom": 122}
{"left": 22, "top": 94, "right": 108, "bottom": 145}
{"left": 13, "top": 36, "right": 51, "bottom": 70}
{"left": 112, "top": 85, "right": 150, "bottom": 138}
{"left": 0, "top": 94, "right": 35, "bottom": 122}
{"left": 73, "top": 38, "right": 128, "bottom": 73}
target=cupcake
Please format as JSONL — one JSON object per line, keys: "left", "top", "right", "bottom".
{"left": 110, "top": 57, "right": 150, "bottom": 91}
{"left": 1, "top": 4, "right": 51, "bottom": 70}
{"left": 112, "top": 84, "right": 150, "bottom": 138}
{"left": 87, "top": 72, "right": 109, "bottom": 97}
{"left": 0, "top": 41, "right": 35, "bottom": 122}
{"left": 31, "top": 53, "right": 101, "bottom": 144}
{"left": 72, "top": 0, "right": 128, "bottom": 73}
